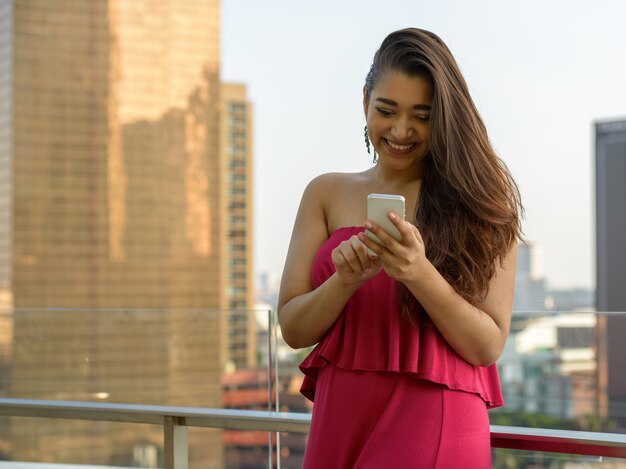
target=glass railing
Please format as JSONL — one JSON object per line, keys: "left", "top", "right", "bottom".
{"left": 0, "top": 308, "right": 624, "bottom": 468}
{"left": 0, "top": 307, "right": 278, "bottom": 468}
{"left": 274, "top": 309, "right": 626, "bottom": 468}
{"left": 493, "top": 310, "right": 626, "bottom": 435}
{"left": 491, "top": 448, "right": 626, "bottom": 467}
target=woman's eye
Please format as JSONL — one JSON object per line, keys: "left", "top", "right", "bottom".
{"left": 416, "top": 115, "right": 431, "bottom": 122}
{"left": 376, "top": 108, "right": 393, "bottom": 116}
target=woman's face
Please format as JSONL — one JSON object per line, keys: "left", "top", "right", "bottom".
{"left": 364, "top": 70, "right": 433, "bottom": 174}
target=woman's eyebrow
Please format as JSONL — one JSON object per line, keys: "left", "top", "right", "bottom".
{"left": 375, "top": 97, "right": 431, "bottom": 111}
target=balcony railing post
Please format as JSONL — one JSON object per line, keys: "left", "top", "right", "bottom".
{"left": 272, "top": 308, "right": 282, "bottom": 469}
{"left": 164, "top": 415, "right": 189, "bottom": 469}
{"left": 267, "top": 308, "right": 274, "bottom": 468}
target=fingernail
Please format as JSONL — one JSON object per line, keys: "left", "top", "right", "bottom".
{"left": 389, "top": 212, "right": 396, "bottom": 219}
{"left": 365, "top": 222, "right": 373, "bottom": 230}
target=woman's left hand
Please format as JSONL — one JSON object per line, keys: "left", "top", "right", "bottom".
{"left": 357, "top": 212, "right": 431, "bottom": 285}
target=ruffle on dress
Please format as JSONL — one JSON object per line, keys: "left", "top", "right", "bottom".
{"left": 299, "top": 226, "right": 504, "bottom": 409}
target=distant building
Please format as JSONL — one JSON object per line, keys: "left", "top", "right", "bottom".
{"left": 0, "top": 1, "right": 223, "bottom": 465}
{"left": 513, "top": 243, "right": 548, "bottom": 313}
{"left": 595, "top": 118, "right": 626, "bottom": 429}
{"left": 222, "top": 367, "right": 310, "bottom": 469}
{"left": 546, "top": 288, "right": 594, "bottom": 312}
{"left": 254, "top": 301, "right": 273, "bottom": 368}
{"left": 257, "top": 271, "right": 280, "bottom": 311}
{"left": 497, "top": 313, "right": 597, "bottom": 421}
{"left": 221, "top": 83, "right": 257, "bottom": 371}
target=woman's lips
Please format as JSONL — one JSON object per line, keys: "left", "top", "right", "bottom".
{"left": 383, "top": 138, "right": 417, "bottom": 155}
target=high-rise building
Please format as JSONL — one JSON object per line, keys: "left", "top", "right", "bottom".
{"left": 513, "top": 242, "right": 547, "bottom": 313}
{"left": 0, "top": 1, "right": 12, "bottom": 313}
{"left": 220, "top": 83, "right": 256, "bottom": 371}
{"left": 595, "top": 118, "right": 626, "bottom": 429}
{"left": 0, "top": 1, "right": 224, "bottom": 465}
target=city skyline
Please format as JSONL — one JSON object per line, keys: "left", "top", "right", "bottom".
{"left": 0, "top": 2, "right": 622, "bottom": 466}
{"left": 222, "top": 0, "right": 626, "bottom": 290}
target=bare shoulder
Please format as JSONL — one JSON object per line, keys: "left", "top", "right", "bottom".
{"left": 313, "top": 170, "right": 373, "bottom": 230}
{"left": 305, "top": 171, "right": 366, "bottom": 193}
{"left": 278, "top": 169, "right": 373, "bottom": 309}
{"left": 305, "top": 170, "right": 371, "bottom": 207}
{"left": 288, "top": 172, "right": 358, "bottom": 249}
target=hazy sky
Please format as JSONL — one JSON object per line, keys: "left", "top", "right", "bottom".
{"left": 221, "top": 0, "right": 626, "bottom": 290}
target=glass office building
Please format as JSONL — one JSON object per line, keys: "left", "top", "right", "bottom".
{"left": 0, "top": 1, "right": 226, "bottom": 465}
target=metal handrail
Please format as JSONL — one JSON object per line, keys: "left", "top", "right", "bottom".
{"left": 490, "top": 424, "right": 626, "bottom": 458}
{"left": 0, "top": 398, "right": 310, "bottom": 432}
{"left": 1, "top": 398, "right": 626, "bottom": 467}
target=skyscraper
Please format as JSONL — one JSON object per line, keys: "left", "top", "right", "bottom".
{"left": 0, "top": 0, "right": 13, "bottom": 313}
{"left": 513, "top": 242, "right": 547, "bottom": 313}
{"left": 595, "top": 118, "right": 626, "bottom": 429}
{"left": 1, "top": 0, "right": 224, "bottom": 464}
{"left": 220, "top": 83, "right": 257, "bottom": 370}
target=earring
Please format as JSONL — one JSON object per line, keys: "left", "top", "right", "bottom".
{"left": 364, "top": 125, "right": 378, "bottom": 164}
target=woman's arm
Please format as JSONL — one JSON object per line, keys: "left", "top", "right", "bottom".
{"left": 359, "top": 212, "right": 517, "bottom": 366}
{"left": 277, "top": 175, "right": 380, "bottom": 349}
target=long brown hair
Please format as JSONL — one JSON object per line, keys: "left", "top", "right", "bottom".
{"left": 365, "top": 28, "right": 523, "bottom": 307}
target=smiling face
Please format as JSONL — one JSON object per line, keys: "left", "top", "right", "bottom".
{"left": 364, "top": 70, "right": 433, "bottom": 175}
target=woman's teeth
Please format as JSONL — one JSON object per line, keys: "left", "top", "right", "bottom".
{"left": 386, "top": 139, "right": 414, "bottom": 150}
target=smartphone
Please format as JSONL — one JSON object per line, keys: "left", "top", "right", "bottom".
{"left": 366, "top": 194, "right": 406, "bottom": 249}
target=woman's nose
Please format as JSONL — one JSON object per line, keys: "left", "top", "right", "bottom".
{"left": 391, "top": 119, "right": 414, "bottom": 141}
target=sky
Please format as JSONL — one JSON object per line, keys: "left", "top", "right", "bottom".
{"left": 221, "top": 0, "right": 626, "bottom": 290}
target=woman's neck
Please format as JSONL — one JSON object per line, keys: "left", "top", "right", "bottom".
{"left": 370, "top": 163, "right": 422, "bottom": 191}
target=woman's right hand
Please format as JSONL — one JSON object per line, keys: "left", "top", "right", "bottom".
{"left": 331, "top": 235, "right": 382, "bottom": 285}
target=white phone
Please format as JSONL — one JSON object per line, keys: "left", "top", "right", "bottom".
{"left": 366, "top": 194, "right": 406, "bottom": 248}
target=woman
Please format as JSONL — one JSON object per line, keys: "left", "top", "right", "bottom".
{"left": 277, "top": 28, "right": 522, "bottom": 468}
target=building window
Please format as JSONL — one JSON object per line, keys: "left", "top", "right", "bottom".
{"left": 229, "top": 188, "right": 246, "bottom": 196}
{"left": 230, "top": 130, "right": 246, "bottom": 140}
{"left": 228, "top": 103, "right": 246, "bottom": 113}
{"left": 228, "top": 202, "right": 246, "bottom": 211}
{"left": 228, "top": 173, "right": 246, "bottom": 183}
{"left": 227, "top": 286, "right": 246, "bottom": 295}
{"left": 228, "top": 158, "right": 246, "bottom": 167}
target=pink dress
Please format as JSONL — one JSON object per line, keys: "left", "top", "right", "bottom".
{"left": 299, "top": 226, "right": 503, "bottom": 468}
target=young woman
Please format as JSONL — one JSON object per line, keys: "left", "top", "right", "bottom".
{"left": 277, "top": 28, "right": 522, "bottom": 468}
